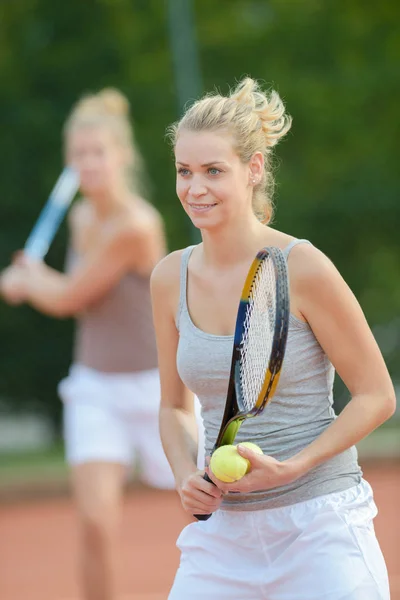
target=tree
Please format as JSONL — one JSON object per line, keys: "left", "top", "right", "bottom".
{"left": 0, "top": 0, "right": 399, "bottom": 425}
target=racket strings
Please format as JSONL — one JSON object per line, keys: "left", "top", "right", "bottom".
{"left": 239, "top": 259, "right": 277, "bottom": 411}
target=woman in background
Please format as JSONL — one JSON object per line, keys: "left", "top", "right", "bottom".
{"left": 1, "top": 88, "right": 204, "bottom": 600}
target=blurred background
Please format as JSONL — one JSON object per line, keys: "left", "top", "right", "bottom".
{"left": 0, "top": 1, "right": 399, "bottom": 599}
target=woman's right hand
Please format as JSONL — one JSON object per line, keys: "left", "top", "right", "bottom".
{"left": 177, "top": 470, "right": 224, "bottom": 516}
{"left": 0, "top": 265, "right": 29, "bottom": 304}
{"left": 11, "top": 250, "right": 28, "bottom": 266}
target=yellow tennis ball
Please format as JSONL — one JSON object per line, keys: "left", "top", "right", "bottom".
{"left": 210, "top": 445, "right": 249, "bottom": 483}
{"left": 239, "top": 441, "right": 263, "bottom": 454}
{"left": 238, "top": 442, "right": 264, "bottom": 473}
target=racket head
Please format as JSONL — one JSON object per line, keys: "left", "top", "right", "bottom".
{"left": 214, "top": 246, "right": 290, "bottom": 448}
{"left": 195, "top": 246, "right": 289, "bottom": 522}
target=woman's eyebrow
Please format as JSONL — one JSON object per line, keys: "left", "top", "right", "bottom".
{"left": 175, "top": 161, "right": 227, "bottom": 167}
{"left": 201, "top": 161, "right": 227, "bottom": 167}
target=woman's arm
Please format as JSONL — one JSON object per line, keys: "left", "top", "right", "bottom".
{"left": 286, "top": 244, "right": 396, "bottom": 473}
{"left": 1, "top": 208, "right": 165, "bottom": 318}
{"left": 150, "top": 252, "right": 223, "bottom": 514}
{"left": 1, "top": 225, "right": 136, "bottom": 317}
{"left": 207, "top": 244, "right": 396, "bottom": 494}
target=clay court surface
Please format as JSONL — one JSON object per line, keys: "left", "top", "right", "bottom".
{"left": 1, "top": 462, "right": 399, "bottom": 600}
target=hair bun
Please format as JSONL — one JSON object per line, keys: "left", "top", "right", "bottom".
{"left": 98, "top": 88, "right": 130, "bottom": 117}
{"left": 231, "top": 77, "right": 292, "bottom": 148}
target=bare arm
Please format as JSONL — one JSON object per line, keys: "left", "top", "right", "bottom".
{"left": 150, "top": 252, "right": 223, "bottom": 514}
{"left": 1, "top": 226, "right": 138, "bottom": 317}
{"left": 286, "top": 245, "right": 396, "bottom": 474}
{"left": 1, "top": 205, "right": 166, "bottom": 318}
{"left": 150, "top": 252, "right": 199, "bottom": 482}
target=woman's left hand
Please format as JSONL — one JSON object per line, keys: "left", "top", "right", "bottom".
{"left": 205, "top": 444, "right": 302, "bottom": 494}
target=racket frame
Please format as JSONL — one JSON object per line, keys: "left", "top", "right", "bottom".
{"left": 195, "top": 246, "right": 289, "bottom": 520}
{"left": 213, "top": 246, "right": 290, "bottom": 451}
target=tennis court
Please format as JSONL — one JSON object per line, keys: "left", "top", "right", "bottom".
{"left": 0, "top": 461, "right": 399, "bottom": 600}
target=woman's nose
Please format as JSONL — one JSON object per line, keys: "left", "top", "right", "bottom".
{"left": 189, "top": 178, "right": 207, "bottom": 198}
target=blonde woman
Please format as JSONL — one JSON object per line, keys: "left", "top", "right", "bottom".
{"left": 150, "top": 77, "right": 395, "bottom": 599}
{"left": 1, "top": 89, "right": 204, "bottom": 600}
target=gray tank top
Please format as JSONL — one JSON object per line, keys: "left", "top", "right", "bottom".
{"left": 67, "top": 248, "right": 158, "bottom": 373}
{"left": 176, "top": 240, "right": 362, "bottom": 511}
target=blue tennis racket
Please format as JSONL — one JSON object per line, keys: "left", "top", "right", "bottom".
{"left": 24, "top": 167, "right": 80, "bottom": 260}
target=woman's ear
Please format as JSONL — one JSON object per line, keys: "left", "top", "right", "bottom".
{"left": 248, "top": 151, "right": 264, "bottom": 185}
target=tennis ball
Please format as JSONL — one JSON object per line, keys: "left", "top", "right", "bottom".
{"left": 238, "top": 442, "right": 264, "bottom": 473}
{"left": 239, "top": 441, "right": 263, "bottom": 454}
{"left": 210, "top": 445, "right": 249, "bottom": 483}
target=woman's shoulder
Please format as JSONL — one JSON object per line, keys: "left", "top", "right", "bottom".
{"left": 268, "top": 228, "right": 328, "bottom": 269}
{"left": 150, "top": 247, "right": 195, "bottom": 319}
{"left": 151, "top": 246, "right": 194, "bottom": 292}
{"left": 267, "top": 228, "right": 337, "bottom": 289}
{"left": 285, "top": 239, "right": 342, "bottom": 300}
{"left": 127, "top": 195, "right": 162, "bottom": 227}
{"left": 102, "top": 197, "right": 165, "bottom": 253}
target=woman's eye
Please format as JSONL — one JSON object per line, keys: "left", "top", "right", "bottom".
{"left": 208, "top": 168, "right": 221, "bottom": 176}
{"left": 178, "top": 167, "right": 190, "bottom": 176}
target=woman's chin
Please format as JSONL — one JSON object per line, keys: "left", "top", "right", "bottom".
{"left": 189, "top": 216, "right": 221, "bottom": 231}
{"left": 80, "top": 178, "right": 107, "bottom": 197}
{"left": 186, "top": 209, "right": 223, "bottom": 231}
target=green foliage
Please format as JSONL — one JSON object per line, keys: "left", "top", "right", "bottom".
{"left": 0, "top": 0, "right": 399, "bottom": 425}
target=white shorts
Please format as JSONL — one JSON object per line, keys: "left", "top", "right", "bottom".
{"left": 169, "top": 479, "right": 390, "bottom": 600}
{"left": 59, "top": 364, "right": 205, "bottom": 489}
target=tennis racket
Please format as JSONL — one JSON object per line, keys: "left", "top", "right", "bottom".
{"left": 195, "top": 246, "right": 290, "bottom": 521}
{"left": 24, "top": 166, "right": 80, "bottom": 260}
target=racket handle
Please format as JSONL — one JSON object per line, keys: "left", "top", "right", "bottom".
{"left": 193, "top": 472, "right": 214, "bottom": 522}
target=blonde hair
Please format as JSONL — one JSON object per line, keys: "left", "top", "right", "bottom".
{"left": 168, "top": 77, "right": 292, "bottom": 222}
{"left": 64, "top": 88, "right": 145, "bottom": 195}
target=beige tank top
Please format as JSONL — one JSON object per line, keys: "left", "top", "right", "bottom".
{"left": 67, "top": 249, "right": 158, "bottom": 373}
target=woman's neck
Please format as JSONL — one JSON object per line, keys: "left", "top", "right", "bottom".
{"left": 89, "top": 182, "right": 135, "bottom": 220}
{"left": 200, "top": 216, "right": 270, "bottom": 269}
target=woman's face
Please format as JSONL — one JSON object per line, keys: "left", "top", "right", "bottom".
{"left": 66, "top": 125, "right": 128, "bottom": 196}
{"left": 174, "top": 129, "right": 255, "bottom": 231}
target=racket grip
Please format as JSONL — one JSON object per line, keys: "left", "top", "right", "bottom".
{"left": 193, "top": 472, "right": 215, "bottom": 522}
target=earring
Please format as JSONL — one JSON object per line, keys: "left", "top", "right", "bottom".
{"left": 252, "top": 178, "right": 257, "bottom": 185}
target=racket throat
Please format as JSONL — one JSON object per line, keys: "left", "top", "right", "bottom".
{"left": 216, "top": 416, "right": 245, "bottom": 447}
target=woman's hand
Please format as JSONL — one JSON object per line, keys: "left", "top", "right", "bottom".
{"left": 177, "top": 470, "right": 224, "bottom": 516}
{"left": 11, "top": 249, "right": 29, "bottom": 266}
{"left": 0, "top": 264, "right": 32, "bottom": 304}
{"left": 206, "top": 445, "right": 302, "bottom": 495}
